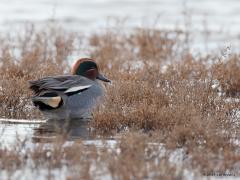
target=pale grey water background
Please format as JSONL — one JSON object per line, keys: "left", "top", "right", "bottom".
{"left": 0, "top": 2, "right": 240, "bottom": 178}
{"left": 0, "top": 0, "right": 240, "bottom": 52}
{"left": 0, "top": 0, "right": 240, "bottom": 142}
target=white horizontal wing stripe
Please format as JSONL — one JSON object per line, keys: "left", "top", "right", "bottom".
{"left": 64, "top": 85, "right": 92, "bottom": 94}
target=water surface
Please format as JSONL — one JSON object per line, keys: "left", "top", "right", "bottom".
{"left": 0, "top": 119, "right": 98, "bottom": 147}
{"left": 0, "top": 0, "right": 240, "bottom": 52}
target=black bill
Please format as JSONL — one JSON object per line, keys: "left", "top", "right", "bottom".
{"left": 97, "top": 73, "right": 111, "bottom": 83}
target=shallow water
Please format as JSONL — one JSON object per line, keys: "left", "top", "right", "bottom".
{"left": 0, "top": 118, "right": 99, "bottom": 147}
{"left": 0, "top": 0, "right": 240, "bottom": 52}
{"left": 0, "top": 119, "right": 120, "bottom": 179}
{"left": 0, "top": 109, "right": 239, "bottom": 179}
{"left": 0, "top": 120, "right": 191, "bottom": 179}
{"left": 0, "top": 122, "right": 36, "bottom": 146}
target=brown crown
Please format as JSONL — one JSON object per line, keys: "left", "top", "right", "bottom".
{"left": 71, "top": 58, "right": 96, "bottom": 75}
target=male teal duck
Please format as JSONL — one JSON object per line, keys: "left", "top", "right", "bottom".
{"left": 29, "top": 58, "right": 111, "bottom": 120}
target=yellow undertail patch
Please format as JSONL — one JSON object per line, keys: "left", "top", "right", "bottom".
{"left": 41, "top": 96, "right": 62, "bottom": 108}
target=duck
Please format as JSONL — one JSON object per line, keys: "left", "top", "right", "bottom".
{"left": 29, "top": 58, "right": 111, "bottom": 120}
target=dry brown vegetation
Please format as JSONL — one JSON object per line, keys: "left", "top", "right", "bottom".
{"left": 0, "top": 25, "right": 74, "bottom": 119}
{"left": 0, "top": 25, "right": 240, "bottom": 178}
{"left": 0, "top": 133, "right": 192, "bottom": 179}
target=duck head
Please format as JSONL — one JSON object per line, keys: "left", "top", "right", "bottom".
{"left": 72, "top": 58, "right": 111, "bottom": 82}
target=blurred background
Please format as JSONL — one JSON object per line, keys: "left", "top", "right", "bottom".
{"left": 0, "top": 0, "right": 240, "bottom": 53}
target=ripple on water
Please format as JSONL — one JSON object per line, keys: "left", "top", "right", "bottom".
{"left": 0, "top": 118, "right": 104, "bottom": 148}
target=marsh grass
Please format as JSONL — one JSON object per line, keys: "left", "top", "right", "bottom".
{"left": 0, "top": 25, "right": 240, "bottom": 178}
{"left": 0, "top": 25, "right": 74, "bottom": 119}
{"left": 0, "top": 133, "right": 191, "bottom": 179}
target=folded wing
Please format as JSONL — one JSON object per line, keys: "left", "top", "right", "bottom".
{"left": 29, "top": 75, "right": 93, "bottom": 110}
{"left": 29, "top": 75, "right": 93, "bottom": 95}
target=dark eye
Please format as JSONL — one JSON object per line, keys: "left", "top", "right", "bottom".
{"left": 84, "top": 69, "right": 98, "bottom": 80}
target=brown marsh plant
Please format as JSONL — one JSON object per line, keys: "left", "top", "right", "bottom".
{"left": 0, "top": 26, "right": 239, "bottom": 177}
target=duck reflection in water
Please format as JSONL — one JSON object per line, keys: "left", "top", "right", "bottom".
{"left": 32, "top": 118, "right": 96, "bottom": 142}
